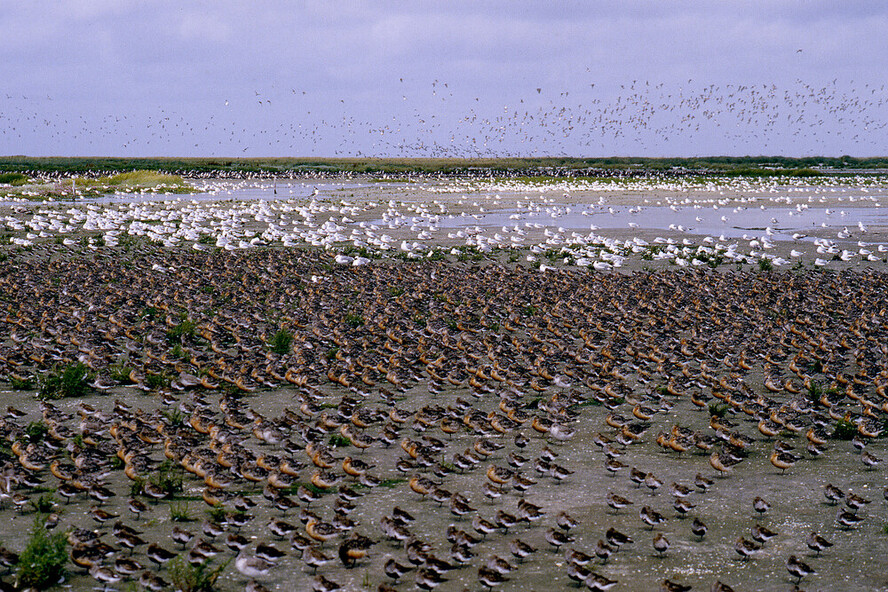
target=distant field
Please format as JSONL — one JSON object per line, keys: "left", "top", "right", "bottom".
{"left": 2, "top": 155, "right": 888, "bottom": 177}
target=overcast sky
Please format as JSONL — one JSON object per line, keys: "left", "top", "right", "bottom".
{"left": 2, "top": 1, "right": 887, "bottom": 158}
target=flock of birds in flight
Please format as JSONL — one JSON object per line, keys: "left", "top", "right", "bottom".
{"left": 2, "top": 77, "right": 887, "bottom": 157}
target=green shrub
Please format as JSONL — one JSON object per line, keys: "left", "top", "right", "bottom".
{"left": 16, "top": 518, "right": 68, "bottom": 590}
{"left": 344, "top": 313, "right": 365, "bottom": 327}
{"left": 168, "top": 555, "right": 227, "bottom": 592}
{"left": 170, "top": 502, "right": 194, "bottom": 522}
{"left": 38, "top": 362, "right": 91, "bottom": 399}
{"left": 167, "top": 317, "right": 196, "bottom": 344}
{"left": 150, "top": 459, "right": 184, "bottom": 495}
{"left": 0, "top": 172, "right": 29, "bottom": 185}
{"left": 833, "top": 419, "right": 857, "bottom": 440}
{"left": 708, "top": 402, "right": 730, "bottom": 418}
{"left": 145, "top": 372, "right": 171, "bottom": 390}
{"left": 10, "top": 375, "right": 34, "bottom": 390}
{"left": 29, "top": 494, "right": 57, "bottom": 514}
{"left": 269, "top": 328, "right": 294, "bottom": 355}
{"left": 25, "top": 421, "right": 48, "bottom": 443}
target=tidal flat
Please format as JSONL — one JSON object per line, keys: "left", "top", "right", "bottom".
{"left": 1, "top": 176, "right": 888, "bottom": 591}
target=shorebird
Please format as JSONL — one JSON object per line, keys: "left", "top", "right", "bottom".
{"left": 806, "top": 532, "right": 833, "bottom": 556}
{"left": 691, "top": 517, "right": 707, "bottom": 540}
{"left": 509, "top": 538, "right": 536, "bottom": 561}
{"left": 836, "top": 508, "right": 865, "bottom": 529}
{"left": 607, "top": 493, "right": 633, "bottom": 513}
{"left": 605, "top": 527, "right": 633, "bottom": 550}
{"left": 652, "top": 533, "right": 669, "bottom": 556}
{"left": 823, "top": 483, "right": 845, "bottom": 504}
{"left": 545, "top": 527, "right": 574, "bottom": 551}
{"left": 752, "top": 496, "right": 770, "bottom": 516}
{"left": 786, "top": 554, "right": 816, "bottom": 583}
{"left": 845, "top": 492, "right": 871, "bottom": 513}
{"left": 302, "top": 546, "right": 332, "bottom": 573}
{"left": 640, "top": 506, "right": 666, "bottom": 529}
{"left": 384, "top": 558, "right": 413, "bottom": 581}
{"left": 478, "top": 566, "right": 509, "bottom": 589}
{"left": 735, "top": 537, "right": 761, "bottom": 560}
{"left": 235, "top": 552, "right": 274, "bottom": 578}
{"left": 89, "top": 564, "right": 121, "bottom": 591}
{"left": 751, "top": 524, "right": 778, "bottom": 545}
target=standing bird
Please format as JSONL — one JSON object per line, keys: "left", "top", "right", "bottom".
{"left": 691, "top": 517, "right": 708, "bottom": 540}
{"left": 786, "top": 555, "right": 815, "bottom": 583}
{"left": 653, "top": 533, "right": 670, "bottom": 556}
{"left": 753, "top": 496, "right": 770, "bottom": 517}
{"left": 806, "top": 532, "right": 833, "bottom": 556}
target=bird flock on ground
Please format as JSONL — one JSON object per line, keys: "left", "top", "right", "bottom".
{"left": 2, "top": 175, "right": 887, "bottom": 273}
{"left": 1, "top": 245, "right": 888, "bottom": 590}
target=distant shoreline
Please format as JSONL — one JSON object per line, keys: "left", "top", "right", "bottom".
{"left": 2, "top": 155, "right": 888, "bottom": 179}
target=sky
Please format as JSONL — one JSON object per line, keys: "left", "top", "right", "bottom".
{"left": 1, "top": 1, "right": 887, "bottom": 158}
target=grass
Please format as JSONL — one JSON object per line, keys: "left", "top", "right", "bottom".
{"left": 145, "top": 371, "right": 171, "bottom": 390}
{"left": 170, "top": 501, "right": 194, "bottom": 522}
{"left": 0, "top": 172, "right": 30, "bottom": 185}
{"left": 167, "top": 317, "right": 197, "bottom": 344}
{"left": 38, "top": 362, "right": 92, "bottom": 399}
{"left": 344, "top": 313, "right": 365, "bottom": 327}
{"left": 833, "top": 419, "right": 857, "bottom": 440}
{"left": 205, "top": 507, "right": 227, "bottom": 524}
{"left": 10, "top": 375, "right": 34, "bottom": 390}
{"left": 149, "top": 459, "right": 184, "bottom": 495}
{"left": 708, "top": 402, "right": 730, "bottom": 418}
{"left": 29, "top": 494, "right": 57, "bottom": 514}
{"left": 168, "top": 555, "right": 227, "bottom": 592}
{"left": 72, "top": 170, "right": 193, "bottom": 194}
{"left": 328, "top": 434, "right": 351, "bottom": 448}
{"left": 25, "top": 421, "right": 48, "bottom": 443}
{"left": 16, "top": 517, "right": 68, "bottom": 590}
{"left": 109, "top": 362, "right": 134, "bottom": 383}
{"left": 268, "top": 328, "right": 294, "bottom": 355}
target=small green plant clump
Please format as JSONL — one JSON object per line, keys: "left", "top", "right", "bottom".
{"left": 708, "top": 402, "right": 730, "bottom": 418}
{"left": 38, "top": 362, "right": 92, "bottom": 399}
{"left": 108, "top": 362, "right": 134, "bottom": 384}
{"left": 269, "top": 328, "right": 294, "bottom": 355}
{"left": 25, "top": 421, "right": 49, "bottom": 443}
{"left": 167, "top": 555, "right": 227, "bottom": 592}
{"left": 149, "top": 459, "right": 184, "bottom": 495}
{"left": 0, "top": 172, "right": 30, "bottom": 185}
{"left": 29, "top": 494, "right": 57, "bottom": 514}
{"left": 344, "top": 313, "right": 365, "bottom": 327}
{"left": 758, "top": 258, "right": 774, "bottom": 272}
{"left": 10, "top": 375, "right": 34, "bottom": 390}
{"left": 170, "top": 501, "right": 194, "bottom": 522}
{"left": 16, "top": 518, "right": 68, "bottom": 590}
{"left": 327, "top": 434, "right": 350, "bottom": 448}
{"left": 833, "top": 419, "right": 857, "bottom": 440}
{"left": 167, "top": 317, "right": 197, "bottom": 344}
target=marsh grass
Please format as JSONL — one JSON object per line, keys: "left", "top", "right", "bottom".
{"left": 149, "top": 460, "right": 184, "bottom": 495}
{"left": 268, "top": 328, "right": 294, "bottom": 355}
{"left": 833, "top": 419, "right": 857, "bottom": 440}
{"left": 170, "top": 501, "right": 194, "bottom": 522}
{"left": 16, "top": 517, "right": 68, "bottom": 590}
{"left": 168, "top": 555, "right": 227, "bottom": 592}
{"left": 38, "top": 362, "right": 92, "bottom": 399}
{"left": 74, "top": 170, "right": 193, "bottom": 193}
{"left": 167, "top": 317, "right": 197, "bottom": 344}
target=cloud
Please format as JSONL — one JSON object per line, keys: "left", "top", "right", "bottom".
{"left": 2, "top": 2, "right": 887, "bottom": 156}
